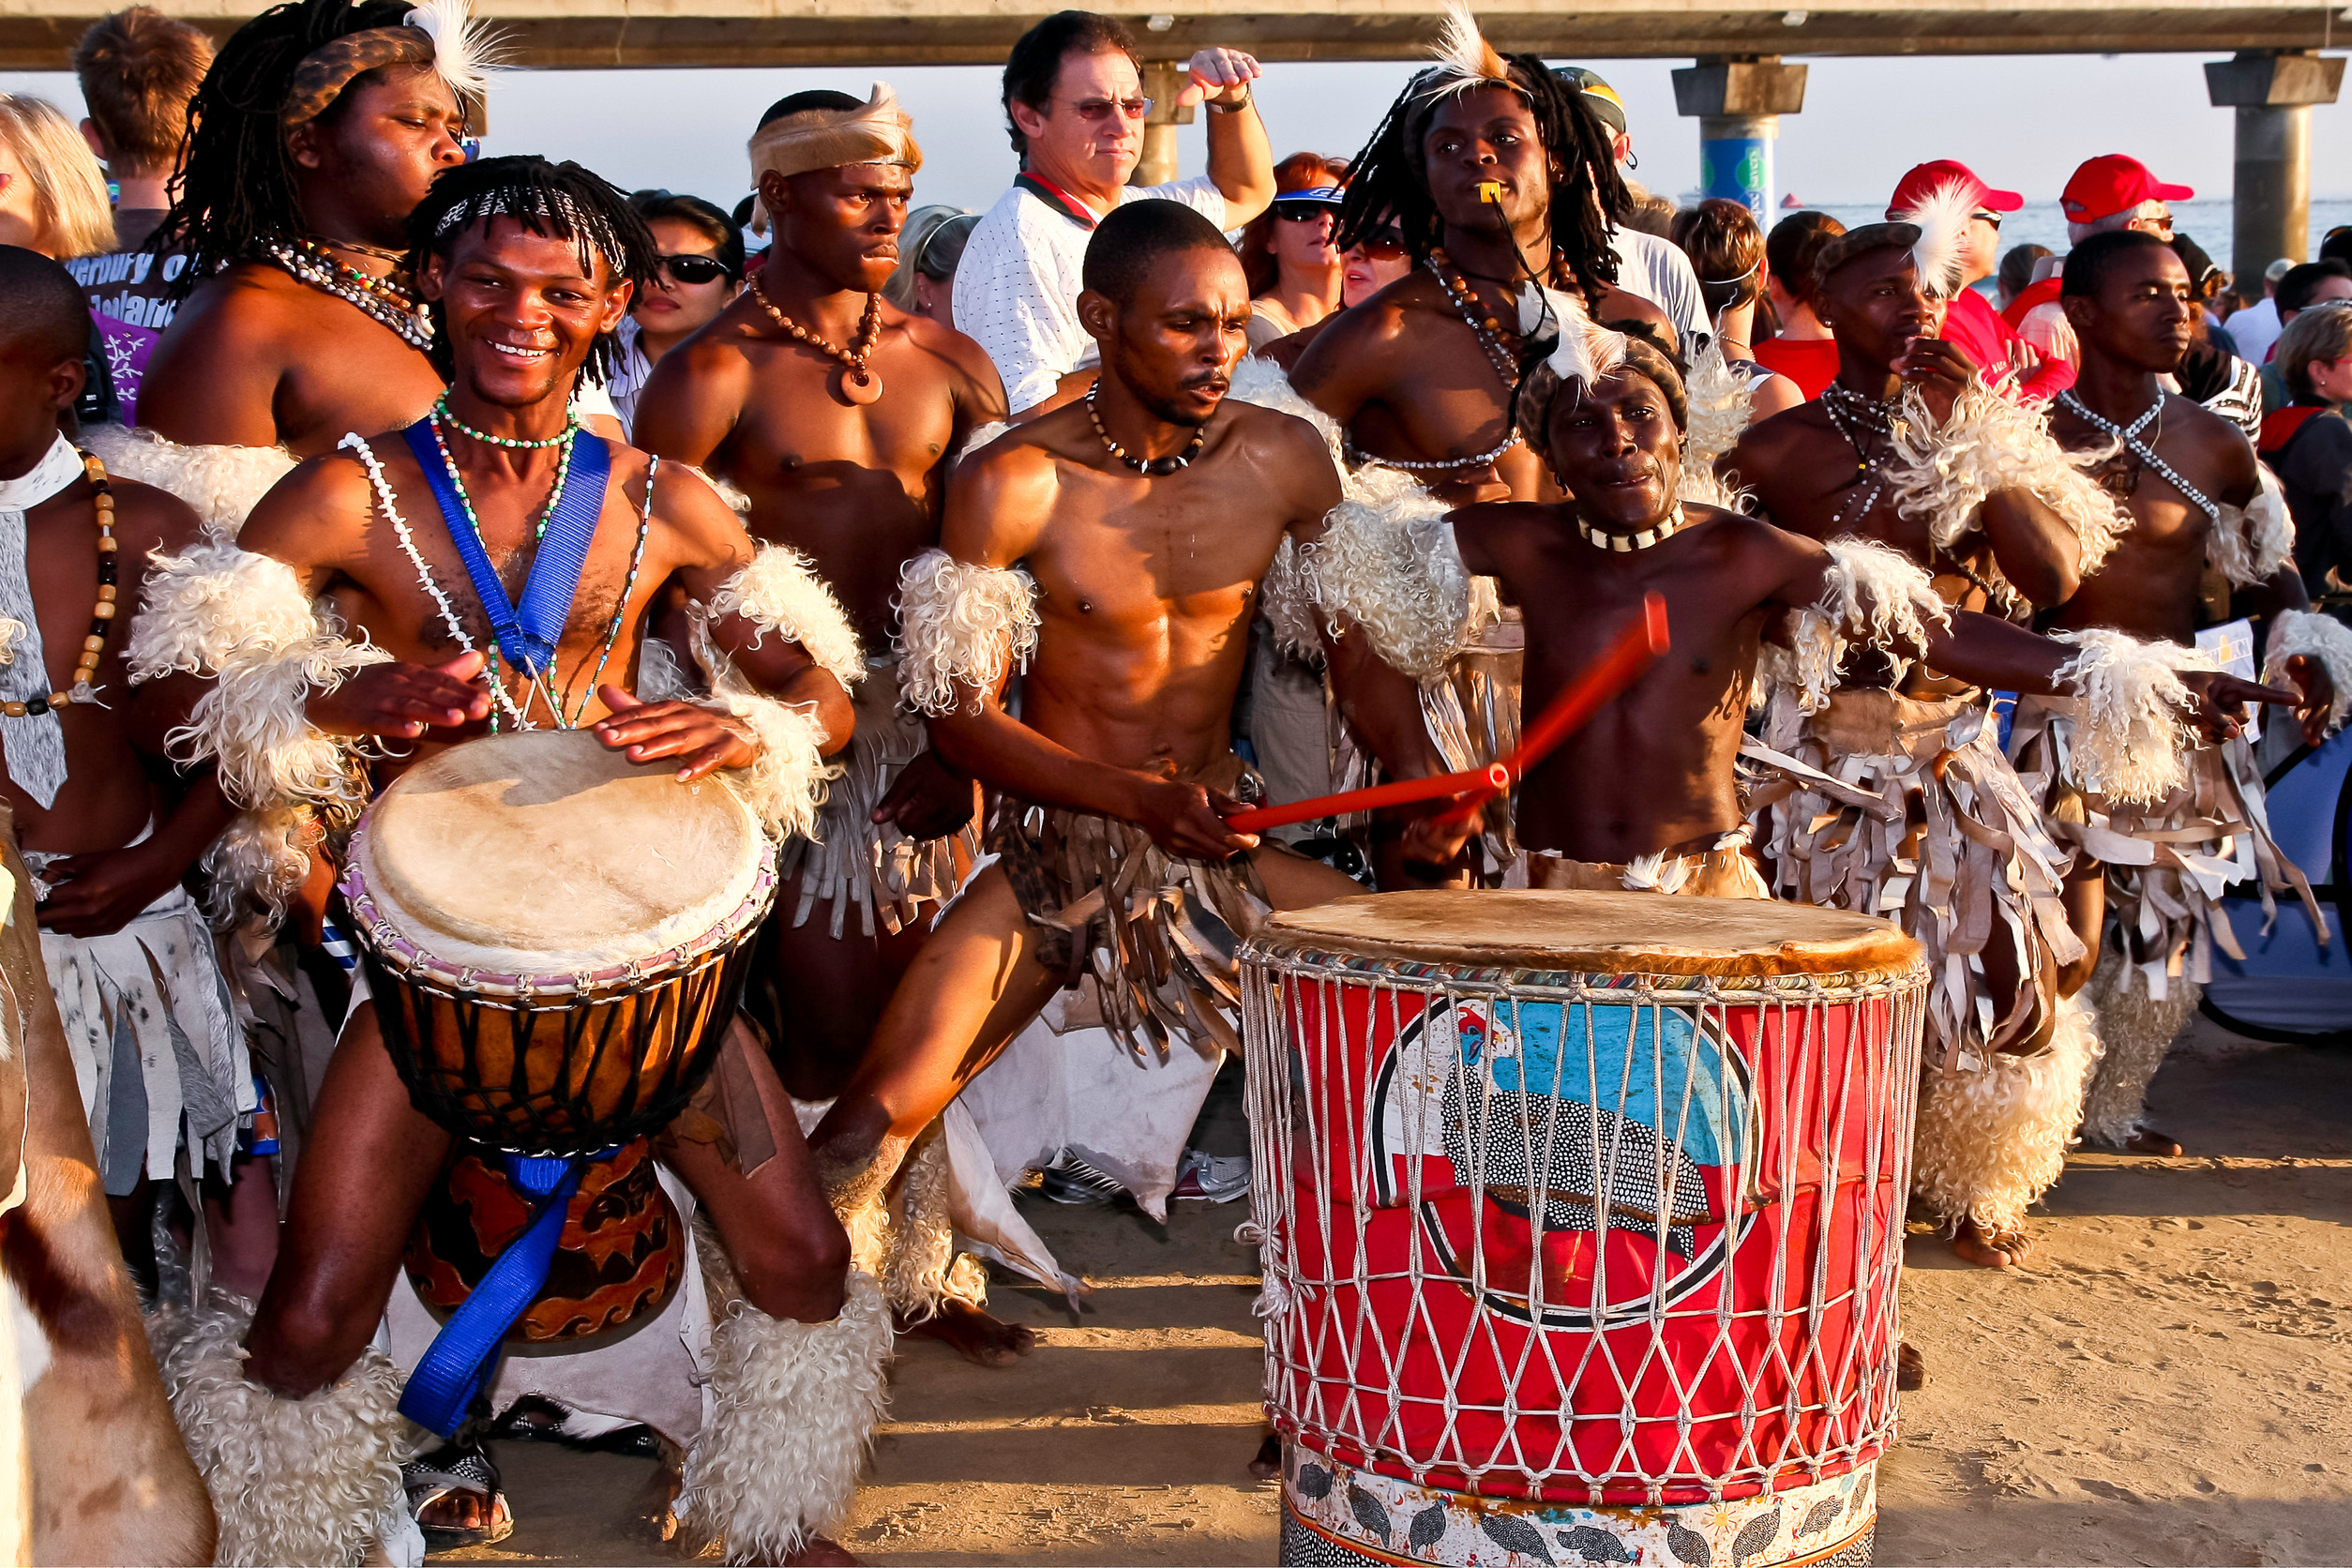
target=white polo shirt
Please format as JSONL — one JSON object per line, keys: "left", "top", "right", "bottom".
{"left": 1612, "top": 228, "right": 1711, "bottom": 353}
{"left": 955, "top": 173, "right": 1229, "bottom": 413}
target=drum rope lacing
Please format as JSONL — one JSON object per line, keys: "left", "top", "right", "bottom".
{"left": 1239, "top": 942, "right": 1925, "bottom": 1506}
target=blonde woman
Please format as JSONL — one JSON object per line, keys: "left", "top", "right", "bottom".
{"left": 0, "top": 94, "right": 116, "bottom": 259}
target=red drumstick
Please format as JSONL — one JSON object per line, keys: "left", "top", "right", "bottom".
{"left": 1223, "top": 592, "right": 1669, "bottom": 836}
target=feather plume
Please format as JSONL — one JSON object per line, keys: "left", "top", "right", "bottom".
{"left": 1897, "top": 176, "right": 1978, "bottom": 301}
{"left": 1515, "top": 282, "right": 1623, "bottom": 391}
{"left": 404, "top": 0, "right": 504, "bottom": 103}
{"left": 1424, "top": 0, "right": 1512, "bottom": 96}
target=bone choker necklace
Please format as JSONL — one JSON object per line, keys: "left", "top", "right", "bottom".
{"left": 1578, "top": 505, "right": 1684, "bottom": 552}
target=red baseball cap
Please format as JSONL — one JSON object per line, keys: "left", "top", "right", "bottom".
{"left": 2059, "top": 154, "right": 2194, "bottom": 223}
{"left": 1886, "top": 159, "right": 2023, "bottom": 219}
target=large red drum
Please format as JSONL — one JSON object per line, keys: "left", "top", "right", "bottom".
{"left": 1243, "top": 890, "right": 1925, "bottom": 1567}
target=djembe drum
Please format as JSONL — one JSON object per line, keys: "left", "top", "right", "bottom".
{"left": 341, "top": 729, "right": 776, "bottom": 1156}
{"left": 1242, "top": 889, "right": 1926, "bottom": 1568}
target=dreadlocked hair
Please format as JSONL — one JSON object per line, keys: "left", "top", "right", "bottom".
{"left": 1333, "top": 55, "right": 1626, "bottom": 312}
{"left": 151, "top": 0, "right": 418, "bottom": 295}
{"left": 406, "top": 154, "right": 657, "bottom": 384}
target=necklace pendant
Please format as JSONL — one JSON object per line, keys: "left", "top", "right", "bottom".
{"left": 835, "top": 364, "right": 883, "bottom": 406}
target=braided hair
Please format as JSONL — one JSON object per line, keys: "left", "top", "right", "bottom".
{"left": 151, "top": 0, "right": 417, "bottom": 295}
{"left": 407, "top": 154, "right": 657, "bottom": 384}
{"left": 1334, "top": 57, "right": 1626, "bottom": 309}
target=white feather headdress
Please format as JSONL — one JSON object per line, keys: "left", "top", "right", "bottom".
{"left": 1895, "top": 176, "right": 1977, "bottom": 301}
{"left": 1420, "top": 1, "right": 1515, "bottom": 99}
{"left": 404, "top": 0, "right": 501, "bottom": 103}
{"left": 1517, "top": 281, "right": 1626, "bottom": 391}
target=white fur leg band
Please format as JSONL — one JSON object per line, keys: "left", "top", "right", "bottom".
{"left": 894, "top": 549, "right": 1040, "bottom": 716}
{"left": 1908, "top": 995, "right": 2101, "bottom": 1235}
{"left": 1308, "top": 475, "right": 1472, "bottom": 681}
{"left": 2050, "top": 626, "right": 2214, "bottom": 804}
{"left": 156, "top": 1290, "right": 415, "bottom": 1568}
{"left": 701, "top": 541, "right": 867, "bottom": 693}
{"left": 1882, "top": 380, "right": 2129, "bottom": 590}
{"left": 1780, "top": 537, "right": 1952, "bottom": 713}
{"left": 2264, "top": 608, "right": 2352, "bottom": 737}
{"left": 2210, "top": 465, "right": 2296, "bottom": 587}
{"left": 677, "top": 1267, "right": 894, "bottom": 1562}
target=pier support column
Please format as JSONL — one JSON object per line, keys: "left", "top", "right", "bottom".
{"left": 1132, "top": 60, "right": 1195, "bottom": 189}
{"left": 2205, "top": 50, "right": 2344, "bottom": 302}
{"left": 1672, "top": 56, "right": 1806, "bottom": 219}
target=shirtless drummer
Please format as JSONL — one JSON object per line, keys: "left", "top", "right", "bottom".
{"left": 129, "top": 156, "right": 882, "bottom": 1568}
{"left": 803, "top": 200, "right": 1365, "bottom": 1225}
{"left": 2024, "top": 229, "right": 2344, "bottom": 1155}
{"left": 635, "top": 86, "right": 1027, "bottom": 1364}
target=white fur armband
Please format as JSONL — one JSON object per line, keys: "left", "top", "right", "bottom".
{"left": 1883, "top": 381, "right": 2129, "bottom": 580}
{"left": 701, "top": 542, "right": 865, "bottom": 694}
{"left": 127, "top": 539, "right": 390, "bottom": 820}
{"left": 1227, "top": 355, "right": 1346, "bottom": 462}
{"left": 2264, "top": 608, "right": 2352, "bottom": 738}
{"left": 2049, "top": 627, "right": 2215, "bottom": 804}
{"left": 2209, "top": 465, "right": 2296, "bottom": 587}
{"left": 1308, "top": 475, "right": 1473, "bottom": 681}
{"left": 81, "top": 423, "right": 298, "bottom": 536}
{"left": 1681, "top": 338, "right": 1755, "bottom": 475}
{"left": 1261, "top": 535, "right": 1325, "bottom": 663}
{"left": 1779, "top": 537, "right": 1952, "bottom": 713}
{"left": 893, "top": 549, "right": 1040, "bottom": 716}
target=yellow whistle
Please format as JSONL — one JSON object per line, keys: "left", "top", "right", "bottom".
{"left": 1476, "top": 180, "right": 1503, "bottom": 204}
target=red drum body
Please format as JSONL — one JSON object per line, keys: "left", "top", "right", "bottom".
{"left": 1243, "top": 891, "right": 1926, "bottom": 1567}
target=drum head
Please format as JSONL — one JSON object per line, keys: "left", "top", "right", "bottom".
{"left": 354, "top": 731, "right": 768, "bottom": 976}
{"left": 1257, "top": 889, "right": 1919, "bottom": 979}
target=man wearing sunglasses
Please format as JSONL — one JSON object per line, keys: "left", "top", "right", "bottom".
{"left": 635, "top": 85, "right": 1034, "bottom": 1371}
{"left": 1886, "top": 159, "right": 2069, "bottom": 400}
{"left": 955, "top": 9, "right": 1276, "bottom": 415}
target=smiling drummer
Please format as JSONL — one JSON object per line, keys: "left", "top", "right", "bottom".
{"left": 128, "top": 155, "right": 883, "bottom": 1568}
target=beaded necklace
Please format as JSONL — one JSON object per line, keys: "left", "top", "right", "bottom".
{"left": 1343, "top": 253, "right": 1522, "bottom": 477}
{"left": 748, "top": 269, "right": 883, "bottom": 403}
{"left": 434, "top": 395, "right": 579, "bottom": 450}
{"left": 1, "top": 448, "right": 117, "bottom": 718}
{"left": 2056, "top": 390, "right": 2216, "bottom": 525}
{"left": 262, "top": 236, "right": 432, "bottom": 351}
{"left": 1818, "top": 382, "right": 1905, "bottom": 531}
{"left": 1086, "top": 384, "right": 1207, "bottom": 475}
{"left": 1577, "top": 506, "right": 1685, "bottom": 553}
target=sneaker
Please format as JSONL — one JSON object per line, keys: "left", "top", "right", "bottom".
{"left": 1038, "top": 1154, "right": 1124, "bottom": 1205}
{"left": 1173, "top": 1149, "right": 1251, "bottom": 1202}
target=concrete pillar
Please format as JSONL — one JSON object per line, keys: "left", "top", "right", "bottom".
{"left": 1132, "top": 61, "right": 1196, "bottom": 188}
{"left": 2205, "top": 51, "right": 2344, "bottom": 301}
{"left": 1672, "top": 57, "right": 1807, "bottom": 219}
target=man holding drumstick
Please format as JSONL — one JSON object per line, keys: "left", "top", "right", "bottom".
{"left": 130, "top": 155, "right": 880, "bottom": 1568}
{"left": 804, "top": 200, "right": 1366, "bottom": 1228}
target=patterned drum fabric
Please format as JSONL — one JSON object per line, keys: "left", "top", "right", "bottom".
{"left": 402, "top": 1137, "right": 684, "bottom": 1343}
{"left": 1243, "top": 890, "right": 1926, "bottom": 1567}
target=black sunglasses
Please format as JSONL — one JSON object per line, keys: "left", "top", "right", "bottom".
{"left": 1274, "top": 201, "right": 1336, "bottom": 222}
{"left": 659, "top": 252, "right": 732, "bottom": 286}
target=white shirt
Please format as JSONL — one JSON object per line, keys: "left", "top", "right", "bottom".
{"left": 2227, "top": 296, "right": 2284, "bottom": 367}
{"left": 955, "top": 174, "right": 1229, "bottom": 412}
{"left": 1611, "top": 228, "right": 1710, "bottom": 353}
{"left": 602, "top": 317, "right": 655, "bottom": 436}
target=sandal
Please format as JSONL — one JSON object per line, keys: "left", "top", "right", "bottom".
{"left": 404, "top": 1440, "right": 517, "bottom": 1548}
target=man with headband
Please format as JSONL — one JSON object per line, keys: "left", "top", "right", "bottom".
{"left": 130, "top": 155, "right": 884, "bottom": 1567}
{"left": 955, "top": 10, "right": 1276, "bottom": 415}
{"left": 1719, "top": 218, "right": 2295, "bottom": 1273}
{"left": 97, "top": 0, "right": 491, "bottom": 531}
{"left": 638, "top": 85, "right": 1032, "bottom": 1369}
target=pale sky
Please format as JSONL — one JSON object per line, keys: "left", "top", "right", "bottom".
{"left": 8, "top": 49, "right": 2349, "bottom": 223}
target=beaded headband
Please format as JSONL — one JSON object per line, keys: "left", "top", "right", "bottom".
{"left": 432, "top": 185, "right": 627, "bottom": 277}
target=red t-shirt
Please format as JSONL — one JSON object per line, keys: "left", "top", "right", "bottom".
{"left": 1942, "top": 288, "right": 2072, "bottom": 400}
{"left": 1752, "top": 335, "right": 1839, "bottom": 400}
{"left": 2001, "top": 277, "right": 2062, "bottom": 330}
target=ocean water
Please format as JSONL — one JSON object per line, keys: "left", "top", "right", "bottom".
{"left": 1789, "top": 197, "right": 2352, "bottom": 277}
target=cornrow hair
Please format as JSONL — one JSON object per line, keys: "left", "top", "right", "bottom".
{"left": 406, "top": 154, "right": 657, "bottom": 384}
{"left": 1334, "top": 56, "right": 1626, "bottom": 311}
{"left": 150, "top": 0, "right": 419, "bottom": 296}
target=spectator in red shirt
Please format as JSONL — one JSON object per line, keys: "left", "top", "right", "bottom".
{"left": 1886, "top": 158, "right": 2071, "bottom": 399}
{"left": 1752, "top": 209, "right": 1844, "bottom": 398}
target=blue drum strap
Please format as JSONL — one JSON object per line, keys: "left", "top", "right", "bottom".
{"left": 399, "top": 419, "right": 611, "bottom": 679}
{"left": 398, "top": 1151, "right": 596, "bottom": 1439}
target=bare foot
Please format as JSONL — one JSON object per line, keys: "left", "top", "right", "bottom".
{"left": 1896, "top": 1341, "right": 1926, "bottom": 1391}
{"left": 784, "top": 1535, "right": 861, "bottom": 1565}
{"left": 900, "top": 1299, "right": 1037, "bottom": 1367}
{"left": 2125, "top": 1128, "right": 2185, "bottom": 1156}
{"left": 1949, "top": 1215, "right": 2032, "bottom": 1269}
{"left": 1249, "top": 1431, "right": 1282, "bottom": 1480}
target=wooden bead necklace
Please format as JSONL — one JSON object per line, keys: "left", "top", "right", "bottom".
{"left": 748, "top": 268, "right": 884, "bottom": 404}
{"left": 1087, "top": 384, "right": 1208, "bottom": 475}
{"left": 6, "top": 449, "right": 118, "bottom": 718}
